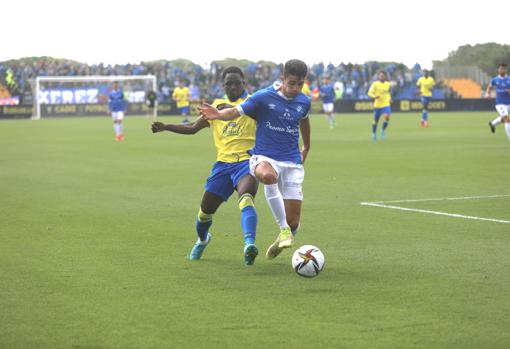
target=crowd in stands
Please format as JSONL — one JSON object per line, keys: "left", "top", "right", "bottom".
{"left": 0, "top": 58, "right": 456, "bottom": 105}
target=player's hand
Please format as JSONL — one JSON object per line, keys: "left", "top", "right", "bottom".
{"left": 199, "top": 103, "right": 220, "bottom": 120}
{"left": 301, "top": 146, "right": 309, "bottom": 164}
{"left": 151, "top": 122, "right": 166, "bottom": 133}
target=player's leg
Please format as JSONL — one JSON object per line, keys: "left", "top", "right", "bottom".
{"left": 235, "top": 172, "right": 259, "bottom": 265}
{"left": 189, "top": 163, "right": 232, "bottom": 260}
{"left": 181, "top": 106, "right": 190, "bottom": 124}
{"left": 372, "top": 109, "right": 381, "bottom": 142}
{"left": 189, "top": 191, "right": 223, "bottom": 260}
{"left": 505, "top": 120, "right": 510, "bottom": 141}
{"left": 266, "top": 164, "right": 304, "bottom": 259}
{"left": 118, "top": 112, "right": 125, "bottom": 140}
{"left": 327, "top": 103, "right": 335, "bottom": 129}
{"left": 489, "top": 105, "right": 508, "bottom": 133}
{"left": 112, "top": 112, "right": 119, "bottom": 140}
{"left": 421, "top": 97, "right": 429, "bottom": 127}
{"left": 381, "top": 109, "right": 391, "bottom": 140}
{"left": 251, "top": 157, "right": 289, "bottom": 230}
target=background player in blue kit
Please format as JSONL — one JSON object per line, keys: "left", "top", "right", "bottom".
{"left": 487, "top": 63, "right": 510, "bottom": 140}
{"left": 320, "top": 76, "right": 336, "bottom": 129}
{"left": 108, "top": 81, "right": 127, "bottom": 141}
{"left": 200, "top": 59, "right": 311, "bottom": 260}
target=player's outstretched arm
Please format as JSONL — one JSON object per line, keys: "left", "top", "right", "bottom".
{"left": 151, "top": 117, "right": 209, "bottom": 135}
{"left": 199, "top": 102, "right": 240, "bottom": 121}
{"left": 485, "top": 84, "right": 492, "bottom": 98}
{"left": 300, "top": 117, "right": 311, "bottom": 164}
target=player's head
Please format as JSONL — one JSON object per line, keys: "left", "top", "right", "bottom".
{"left": 378, "top": 70, "right": 387, "bottom": 82}
{"left": 221, "top": 66, "right": 245, "bottom": 101}
{"left": 178, "top": 79, "right": 186, "bottom": 87}
{"left": 498, "top": 64, "right": 507, "bottom": 76}
{"left": 112, "top": 81, "right": 119, "bottom": 90}
{"left": 323, "top": 76, "right": 331, "bottom": 84}
{"left": 423, "top": 70, "right": 429, "bottom": 77}
{"left": 281, "top": 59, "right": 308, "bottom": 98}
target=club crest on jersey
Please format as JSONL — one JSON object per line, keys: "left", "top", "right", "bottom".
{"left": 268, "top": 103, "right": 276, "bottom": 110}
{"left": 280, "top": 108, "right": 293, "bottom": 120}
{"left": 297, "top": 105, "right": 303, "bottom": 113}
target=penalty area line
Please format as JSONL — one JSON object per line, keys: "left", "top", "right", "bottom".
{"left": 359, "top": 202, "right": 510, "bottom": 224}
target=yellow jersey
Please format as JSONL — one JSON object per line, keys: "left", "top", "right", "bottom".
{"left": 172, "top": 87, "right": 190, "bottom": 108}
{"left": 301, "top": 82, "right": 311, "bottom": 97}
{"left": 208, "top": 93, "right": 256, "bottom": 163}
{"left": 368, "top": 80, "right": 391, "bottom": 108}
{"left": 416, "top": 76, "right": 435, "bottom": 97}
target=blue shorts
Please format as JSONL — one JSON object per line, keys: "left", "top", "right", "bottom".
{"left": 204, "top": 160, "right": 251, "bottom": 201}
{"left": 374, "top": 106, "right": 391, "bottom": 121}
{"left": 179, "top": 106, "right": 190, "bottom": 115}
{"left": 421, "top": 96, "right": 431, "bottom": 106}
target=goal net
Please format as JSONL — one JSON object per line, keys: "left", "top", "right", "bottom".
{"left": 33, "top": 75, "right": 157, "bottom": 120}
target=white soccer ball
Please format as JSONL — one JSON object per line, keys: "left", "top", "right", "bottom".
{"left": 292, "top": 245, "right": 325, "bottom": 278}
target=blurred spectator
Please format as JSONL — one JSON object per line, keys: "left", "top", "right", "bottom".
{"left": 0, "top": 57, "right": 454, "bottom": 105}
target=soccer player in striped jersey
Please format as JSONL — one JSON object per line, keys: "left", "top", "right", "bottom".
{"left": 152, "top": 67, "right": 260, "bottom": 265}
{"left": 368, "top": 71, "right": 392, "bottom": 143}
{"left": 108, "top": 81, "right": 127, "bottom": 141}
{"left": 200, "top": 59, "right": 311, "bottom": 260}
{"left": 487, "top": 63, "right": 510, "bottom": 140}
{"left": 416, "top": 70, "right": 435, "bottom": 128}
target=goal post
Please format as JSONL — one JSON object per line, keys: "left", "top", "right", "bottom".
{"left": 32, "top": 75, "right": 157, "bottom": 120}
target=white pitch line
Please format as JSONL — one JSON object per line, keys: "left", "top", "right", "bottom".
{"left": 360, "top": 202, "right": 510, "bottom": 224}
{"left": 365, "top": 194, "right": 510, "bottom": 205}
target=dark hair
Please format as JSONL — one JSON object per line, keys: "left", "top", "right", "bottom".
{"left": 498, "top": 63, "right": 507, "bottom": 68}
{"left": 284, "top": 59, "right": 308, "bottom": 78}
{"left": 222, "top": 66, "right": 244, "bottom": 80}
{"left": 379, "top": 70, "right": 387, "bottom": 75}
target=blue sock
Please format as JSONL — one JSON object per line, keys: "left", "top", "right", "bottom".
{"left": 372, "top": 123, "right": 377, "bottom": 134}
{"left": 422, "top": 110, "right": 428, "bottom": 121}
{"left": 196, "top": 219, "right": 212, "bottom": 242}
{"left": 196, "top": 209, "right": 213, "bottom": 242}
{"left": 382, "top": 121, "right": 389, "bottom": 131}
{"left": 241, "top": 206, "right": 257, "bottom": 245}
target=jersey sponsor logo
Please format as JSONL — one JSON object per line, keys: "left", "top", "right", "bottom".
{"left": 265, "top": 121, "right": 299, "bottom": 134}
{"left": 221, "top": 121, "right": 244, "bottom": 137}
{"left": 268, "top": 103, "right": 276, "bottom": 110}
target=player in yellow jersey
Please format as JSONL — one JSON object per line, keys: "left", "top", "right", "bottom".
{"left": 301, "top": 79, "right": 312, "bottom": 98}
{"left": 368, "top": 71, "right": 392, "bottom": 142}
{"left": 172, "top": 80, "right": 191, "bottom": 124}
{"left": 152, "top": 67, "right": 259, "bottom": 265}
{"left": 416, "top": 70, "right": 435, "bottom": 128}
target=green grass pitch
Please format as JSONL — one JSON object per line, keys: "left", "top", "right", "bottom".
{"left": 1, "top": 112, "right": 509, "bottom": 349}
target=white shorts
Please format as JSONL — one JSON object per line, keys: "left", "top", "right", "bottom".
{"left": 495, "top": 104, "right": 510, "bottom": 117}
{"left": 249, "top": 154, "right": 304, "bottom": 200}
{"left": 323, "top": 103, "right": 334, "bottom": 113}
{"left": 111, "top": 111, "right": 124, "bottom": 120}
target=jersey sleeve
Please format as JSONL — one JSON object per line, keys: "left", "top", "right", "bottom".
{"left": 416, "top": 77, "right": 422, "bottom": 87}
{"left": 236, "top": 90, "right": 263, "bottom": 119}
{"left": 367, "top": 82, "right": 377, "bottom": 98}
{"left": 490, "top": 77, "right": 496, "bottom": 87}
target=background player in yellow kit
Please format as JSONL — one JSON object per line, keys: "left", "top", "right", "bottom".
{"left": 172, "top": 79, "right": 191, "bottom": 124}
{"left": 416, "top": 70, "right": 435, "bottom": 128}
{"left": 368, "top": 71, "right": 392, "bottom": 142}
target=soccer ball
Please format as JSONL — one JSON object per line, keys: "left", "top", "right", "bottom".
{"left": 292, "top": 245, "right": 325, "bottom": 278}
